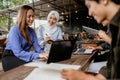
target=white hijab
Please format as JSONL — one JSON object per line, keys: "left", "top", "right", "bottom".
{"left": 43, "top": 10, "right": 60, "bottom": 37}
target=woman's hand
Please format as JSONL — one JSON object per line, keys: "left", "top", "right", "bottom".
{"left": 45, "top": 36, "right": 53, "bottom": 44}
{"left": 87, "top": 46, "right": 96, "bottom": 51}
{"left": 39, "top": 53, "right": 48, "bottom": 60}
{"left": 87, "top": 46, "right": 103, "bottom": 51}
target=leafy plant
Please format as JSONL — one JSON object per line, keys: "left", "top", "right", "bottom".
{"left": 0, "top": 0, "right": 29, "bottom": 30}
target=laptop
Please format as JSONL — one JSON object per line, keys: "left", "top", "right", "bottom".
{"left": 47, "top": 40, "right": 76, "bottom": 63}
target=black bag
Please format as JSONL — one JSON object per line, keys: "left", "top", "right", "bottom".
{"left": 94, "top": 50, "right": 110, "bottom": 62}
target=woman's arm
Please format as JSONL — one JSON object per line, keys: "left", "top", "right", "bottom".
{"left": 37, "top": 26, "right": 45, "bottom": 48}
{"left": 30, "top": 28, "right": 44, "bottom": 53}
{"left": 57, "top": 27, "right": 63, "bottom": 40}
{"left": 8, "top": 27, "right": 40, "bottom": 62}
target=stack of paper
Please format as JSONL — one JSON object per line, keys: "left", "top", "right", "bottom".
{"left": 24, "top": 62, "right": 81, "bottom": 80}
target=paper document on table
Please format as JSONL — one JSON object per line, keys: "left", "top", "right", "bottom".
{"left": 84, "top": 49, "right": 93, "bottom": 54}
{"left": 49, "top": 63, "right": 81, "bottom": 70}
{"left": 24, "top": 60, "right": 47, "bottom": 68}
{"left": 24, "top": 63, "right": 81, "bottom": 80}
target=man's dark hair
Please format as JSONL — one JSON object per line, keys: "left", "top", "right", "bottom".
{"left": 113, "top": 0, "right": 120, "bottom": 4}
{"left": 94, "top": 0, "right": 120, "bottom": 4}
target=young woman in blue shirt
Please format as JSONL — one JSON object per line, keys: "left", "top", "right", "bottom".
{"left": 2, "top": 5, "right": 48, "bottom": 71}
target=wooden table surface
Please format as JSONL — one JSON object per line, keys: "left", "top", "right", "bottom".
{"left": 0, "top": 51, "right": 97, "bottom": 80}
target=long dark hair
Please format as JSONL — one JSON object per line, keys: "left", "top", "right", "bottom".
{"left": 17, "top": 5, "right": 34, "bottom": 46}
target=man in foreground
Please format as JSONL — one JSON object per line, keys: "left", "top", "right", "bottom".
{"left": 61, "top": 0, "right": 120, "bottom": 80}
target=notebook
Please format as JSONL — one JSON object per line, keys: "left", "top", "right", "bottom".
{"left": 47, "top": 40, "right": 75, "bottom": 63}
{"left": 82, "top": 26, "right": 98, "bottom": 35}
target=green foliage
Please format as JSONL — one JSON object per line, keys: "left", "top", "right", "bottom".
{"left": 0, "top": 16, "right": 8, "bottom": 29}
{"left": 0, "top": 0, "right": 29, "bottom": 29}
{"left": 0, "top": 0, "right": 5, "bottom": 9}
{"left": 0, "top": 0, "right": 29, "bottom": 9}
{"left": 5, "top": 0, "right": 29, "bottom": 8}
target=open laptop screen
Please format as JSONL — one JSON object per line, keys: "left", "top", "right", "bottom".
{"left": 47, "top": 40, "right": 75, "bottom": 63}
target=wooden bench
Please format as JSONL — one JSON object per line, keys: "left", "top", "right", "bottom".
{"left": 0, "top": 38, "right": 7, "bottom": 59}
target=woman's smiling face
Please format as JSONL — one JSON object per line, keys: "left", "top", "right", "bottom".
{"left": 26, "top": 9, "right": 34, "bottom": 26}
{"left": 48, "top": 14, "right": 57, "bottom": 26}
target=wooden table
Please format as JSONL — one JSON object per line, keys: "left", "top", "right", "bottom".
{"left": 0, "top": 51, "right": 97, "bottom": 80}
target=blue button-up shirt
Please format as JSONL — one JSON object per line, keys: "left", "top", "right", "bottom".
{"left": 5, "top": 24, "right": 44, "bottom": 62}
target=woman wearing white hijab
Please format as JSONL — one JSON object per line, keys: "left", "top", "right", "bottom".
{"left": 38, "top": 10, "right": 63, "bottom": 53}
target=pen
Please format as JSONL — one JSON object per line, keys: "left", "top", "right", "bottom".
{"left": 46, "top": 33, "right": 48, "bottom": 36}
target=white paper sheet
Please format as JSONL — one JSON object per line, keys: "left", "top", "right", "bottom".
{"left": 24, "top": 60, "right": 47, "bottom": 68}
{"left": 84, "top": 49, "right": 93, "bottom": 54}
{"left": 24, "top": 63, "right": 81, "bottom": 80}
